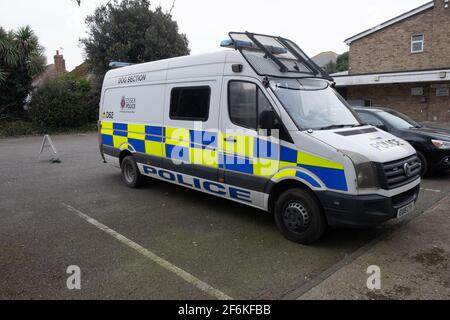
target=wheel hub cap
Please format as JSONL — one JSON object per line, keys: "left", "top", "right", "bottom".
{"left": 283, "top": 202, "right": 310, "bottom": 232}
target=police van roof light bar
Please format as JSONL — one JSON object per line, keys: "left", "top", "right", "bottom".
{"left": 109, "top": 61, "right": 134, "bottom": 68}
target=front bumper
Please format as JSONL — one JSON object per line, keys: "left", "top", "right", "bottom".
{"left": 317, "top": 185, "right": 420, "bottom": 228}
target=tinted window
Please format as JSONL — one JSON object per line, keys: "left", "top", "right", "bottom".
{"left": 357, "top": 112, "right": 384, "bottom": 126}
{"left": 228, "top": 81, "right": 281, "bottom": 130}
{"left": 170, "top": 86, "right": 211, "bottom": 121}
{"left": 377, "top": 111, "right": 419, "bottom": 129}
{"left": 229, "top": 82, "right": 257, "bottom": 129}
{"left": 385, "top": 109, "right": 421, "bottom": 128}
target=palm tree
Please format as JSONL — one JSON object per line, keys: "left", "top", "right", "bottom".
{"left": 0, "top": 27, "right": 11, "bottom": 82}
{"left": 0, "top": 26, "right": 45, "bottom": 81}
{"left": 0, "top": 25, "right": 46, "bottom": 118}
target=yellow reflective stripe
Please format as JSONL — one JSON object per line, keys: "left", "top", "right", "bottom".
{"left": 128, "top": 124, "right": 146, "bottom": 134}
{"left": 145, "top": 141, "right": 164, "bottom": 157}
{"left": 166, "top": 127, "right": 190, "bottom": 147}
{"left": 101, "top": 128, "right": 113, "bottom": 135}
{"left": 102, "top": 122, "right": 113, "bottom": 129}
{"left": 128, "top": 132, "right": 145, "bottom": 140}
{"left": 272, "top": 169, "right": 297, "bottom": 181}
{"left": 190, "top": 148, "right": 218, "bottom": 168}
{"left": 297, "top": 151, "right": 344, "bottom": 170}
{"left": 253, "top": 159, "right": 279, "bottom": 177}
{"left": 279, "top": 161, "right": 297, "bottom": 169}
{"left": 113, "top": 136, "right": 128, "bottom": 150}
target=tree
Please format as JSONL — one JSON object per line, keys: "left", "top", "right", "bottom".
{"left": 80, "top": 0, "right": 190, "bottom": 78}
{"left": 0, "top": 26, "right": 46, "bottom": 118}
{"left": 324, "top": 61, "right": 337, "bottom": 74}
{"left": 336, "top": 52, "right": 349, "bottom": 72}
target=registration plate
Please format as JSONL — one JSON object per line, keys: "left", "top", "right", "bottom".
{"left": 397, "top": 201, "right": 415, "bottom": 219}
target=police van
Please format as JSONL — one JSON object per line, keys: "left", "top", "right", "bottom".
{"left": 99, "top": 32, "right": 421, "bottom": 244}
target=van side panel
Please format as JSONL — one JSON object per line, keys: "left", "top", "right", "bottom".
{"left": 100, "top": 82, "right": 167, "bottom": 167}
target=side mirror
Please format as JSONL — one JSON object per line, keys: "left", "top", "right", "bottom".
{"left": 259, "top": 110, "right": 281, "bottom": 136}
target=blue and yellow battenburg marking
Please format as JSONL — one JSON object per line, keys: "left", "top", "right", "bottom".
{"left": 101, "top": 121, "right": 348, "bottom": 192}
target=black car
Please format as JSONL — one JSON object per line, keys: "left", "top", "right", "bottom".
{"left": 353, "top": 107, "right": 450, "bottom": 176}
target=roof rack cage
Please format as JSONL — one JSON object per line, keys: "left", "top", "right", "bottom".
{"left": 224, "top": 31, "right": 332, "bottom": 81}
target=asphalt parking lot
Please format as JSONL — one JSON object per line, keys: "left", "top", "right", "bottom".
{"left": 1, "top": 133, "right": 449, "bottom": 299}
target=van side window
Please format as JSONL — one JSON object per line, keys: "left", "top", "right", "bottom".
{"left": 228, "top": 81, "right": 257, "bottom": 129}
{"left": 228, "top": 81, "right": 284, "bottom": 132}
{"left": 170, "top": 86, "right": 211, "bottom": 121}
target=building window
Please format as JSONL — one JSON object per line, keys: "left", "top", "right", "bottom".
{"left": 170, "top": 86, "right": 211, "bottom": 121}
{"left": 411, "top": 87, "right": 424, "bottom": 96}
{"left": 411, "top": 34, "right": 424, "bottom": 53}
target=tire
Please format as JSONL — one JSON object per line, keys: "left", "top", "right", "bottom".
{"left": 120, "top": 155, "right": 145, "bottom": 188}
{"left": 274, "top": 188, "right": 326, "bottom": 245}
{"left": 417, "top": 151, "right": 429, "bottom": 177}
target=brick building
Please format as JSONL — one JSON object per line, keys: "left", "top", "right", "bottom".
{"left": 333, "top": 0, "right": 450, "bottom": 122}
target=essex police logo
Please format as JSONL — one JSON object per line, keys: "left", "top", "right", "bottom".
{"left": 120, "top": 96, "right": 136, "bottom": 114}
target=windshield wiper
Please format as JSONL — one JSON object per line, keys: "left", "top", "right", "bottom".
{"left": 351, "top": 123, "right": 368, "bottom": 127}
{"left": 318, "top": 124, "right": 356, "bottom": 131}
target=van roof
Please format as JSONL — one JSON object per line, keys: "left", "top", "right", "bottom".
{"left": 103, "top": 32, "right": 331, "bottom": 83}
{"left": 104, "top": 50, "right": 243, "bottom": 79}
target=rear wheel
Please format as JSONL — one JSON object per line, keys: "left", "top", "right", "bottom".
{"left": 417, "top": 151, "right": 428, "bottom": 177}
{"left": 121, "top": 155, "right": 145, "bottom": 188}
{"left": 274, "top": 188, "right": 326, "bottom": 245}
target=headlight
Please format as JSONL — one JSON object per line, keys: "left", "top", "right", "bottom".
{"left": 340, "top": 150, "right": 379, "bottom": 189}
{"left": 431, "top": 139, "right": 450, "bottom": 149}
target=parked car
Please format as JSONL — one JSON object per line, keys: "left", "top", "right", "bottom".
{"left": 354, "top": 107, "right": 450, "bottom": 176}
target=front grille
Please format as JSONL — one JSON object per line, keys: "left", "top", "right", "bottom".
{"left": 391, "top": 185, "right": 420, "bottom": 208}
{"left": 376, "top": 155, "right": 421, "bottom": 190}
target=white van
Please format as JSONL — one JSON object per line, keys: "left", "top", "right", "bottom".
{"left": 99, "top": 32, "right": 421, "bottom": 244}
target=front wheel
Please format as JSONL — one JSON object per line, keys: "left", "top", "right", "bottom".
{"left": 121, "top": 155, "right": 145, "bottom": 188}
{"left": 417, "top": 151, "right": 429, "bottom": 177}
{"left": 274, "top": 189, "right": 326, "bottom": 245}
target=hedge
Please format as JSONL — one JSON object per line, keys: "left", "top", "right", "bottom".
{"left": 29, "top": 76, "right": 99, "bottom": 129}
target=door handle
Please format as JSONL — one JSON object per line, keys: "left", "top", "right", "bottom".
{"left": 224, "top": 137, "right": 237, "bottom": 143}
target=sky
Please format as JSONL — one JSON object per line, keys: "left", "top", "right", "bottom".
{"left": 0, "top": 0, "right": 430, "bottom": 71}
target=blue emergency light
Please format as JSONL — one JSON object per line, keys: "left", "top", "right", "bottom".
{"left": 109, "top": 61, "right": 134, "bottom": 68}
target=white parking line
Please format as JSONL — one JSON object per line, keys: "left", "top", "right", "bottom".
{"left": 420, "top": 188, "right": 441, "bottom": 193}
{"left": 61, "top": 203, "right": 232, "bottom": 300}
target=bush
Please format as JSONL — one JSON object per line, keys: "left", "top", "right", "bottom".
{"left": 0, "top": 120, "right": 37, "bottom": 137}
{"left": 0, "top": 119, "right": 98, "bottom": 138}
{"left": 29, "top": 76, "right": 98, "bottom": 128}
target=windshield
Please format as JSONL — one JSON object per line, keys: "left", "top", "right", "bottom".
{"left": 269, "top": 78, "right": 360, "bottom": 130}
{"left": 377, "top": 110, "right": 422, "bottom": 129}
